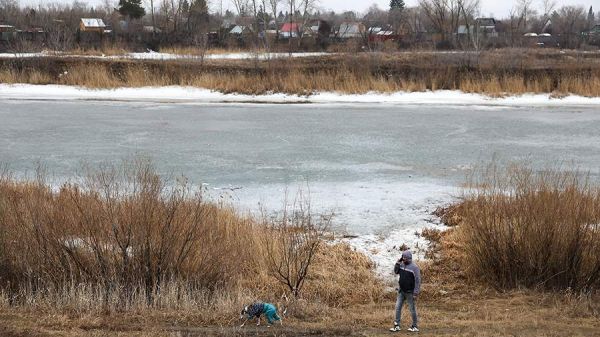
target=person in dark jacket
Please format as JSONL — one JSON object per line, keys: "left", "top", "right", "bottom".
{"left": 390, "top": 250, "right": 421, "bottom": 332}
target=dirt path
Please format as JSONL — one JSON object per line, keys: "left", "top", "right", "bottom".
{"left": 167, "top": 322, "right": 600, "bottom": 337}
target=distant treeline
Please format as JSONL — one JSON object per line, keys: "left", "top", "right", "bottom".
{"left": 0, "top": 0, "right": 599, "bottom": 52}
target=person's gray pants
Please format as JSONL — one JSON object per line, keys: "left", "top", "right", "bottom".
{"left": 395, "top": 291, "right": 418, "bottom": 327}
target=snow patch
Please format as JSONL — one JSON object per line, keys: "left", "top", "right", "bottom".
{"left": 2, "top": 84, "right": 600, "bottom": 106}
{"left": 0, "top": 51, "right": 330, "bottom": 61}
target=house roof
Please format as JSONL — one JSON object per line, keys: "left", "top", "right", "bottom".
{"left": 143, "top": 26, "right": 162, "bottom": 33}
{"left": 281, "top": 22, "right": 301, "bottom": 32}
{"left": 80, "top": 18, "right": 106, "bottom": 28}
{"left": 229, "top": 25, "right": 251, "bottom": 34}
{"left": 476, "top": 18, "right": 496, "bottom": 26}
{"left": 338, "top": 22, "right": 364, "bottom": 37}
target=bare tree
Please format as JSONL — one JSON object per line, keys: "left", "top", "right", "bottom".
{"left": 232, "top": 0, "right": 249, "bottom": 16}
{"left": 552, "top": 5, "right": 586, "bottom": 49}
{"left": 540, "top": 0, "right": 557, "bottom": 19}
{"left": 298, "top": 0, "right": 318, "bottom": 30}
{"left": 269, "top": 0, "right": 280, "bottom": 31}
{"left": 419, "top": 0, "right": 478, "bottom": 47}
{"left": 457, "top": 0, "right": 480, "bottom": 50}
{"left": 262, "top": 192, "right": 330, "bottom": 298}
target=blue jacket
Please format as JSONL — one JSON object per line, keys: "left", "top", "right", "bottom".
{"left": 394, "top": 250, "right": 421, "bottom": 295}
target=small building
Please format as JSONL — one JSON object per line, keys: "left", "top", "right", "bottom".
{"left": 457, "top": 18, "right": 499, "bottom": 39}
{"left": 523, "top": 32, "right": 558, "bottom": 48}
{"left": 0, "top": 24, "right": 16, "bottom": 41}
{"left": 306, "top": 20, "right": 331, "bottom": 39}
{"left": 79, "top": 18, "right": 106, "bottom": 33}
{"left": 279, "top": 22, "right": 301, "bottom": 38}
{"left": 17, "top": 27, "right": 46, "bottom": 42}
{"left": 229, "top": 25, "right": 253, "bottom": 35}
{"left": 585, "top": 24, "right": 600, "bottom": 45}
{"left": 337, "top": 22, "right": 365, "bottom": 39}
{"left": 228, "top": 25, "right": 254, "bottom": 46}
{"left": 368, "top": 26, "right": 396, "bottom": 42}
{"left": 143, "top": 26, "right": 162, "bottom": 34}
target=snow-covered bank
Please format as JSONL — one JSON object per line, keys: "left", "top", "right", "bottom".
{"left": 0, "top": 51, "right": 330, "bottom": 61}
{"left": 219, "top": 179, "right": 458, "bottom": 280}
{"left": 2, "top": 84, "right": 600, "bottom": 106}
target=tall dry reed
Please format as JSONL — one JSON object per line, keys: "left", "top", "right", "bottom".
{"left": 458, "top": 164, "right": 600, "bottom": 291}
{"left": 3, "top": 51, "right": 600, "bottom": 96}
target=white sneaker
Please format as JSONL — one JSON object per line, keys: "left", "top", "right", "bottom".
{"left": 389, "top": 324, "right": 401, "bottom": 332}
{"left": 408, "top": 326, "right": 419, "bottom": 332}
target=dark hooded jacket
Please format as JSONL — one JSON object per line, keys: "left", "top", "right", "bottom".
{"left": 394, "top": 250, "right": 421, "bottom": 294}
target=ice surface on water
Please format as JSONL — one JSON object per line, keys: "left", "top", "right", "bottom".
{"left": 3, "top": 97, "right": 600, "bottom": 275}
{"left": 204, "top": 179, "right": 458, "bottom": 279}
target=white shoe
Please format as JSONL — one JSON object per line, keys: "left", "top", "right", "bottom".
{"left": 389, "top": 324, "right": 401, "bottom": 332}
{"left": 408, "top": 326, "right": 419, "bottom": 332}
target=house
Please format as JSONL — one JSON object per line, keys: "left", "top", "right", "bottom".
{"left": 227, "top": 25, "right": 254, "bottom": 46}
{"left": 583, "top": 24, "right": 600, "bottom": 38}
{"left": 143, "top": 26, "right": 162, "bottom": 34}
{"left": 229, "top": 25, "right": 253, "bottom": 35}
{"left": 80, "top": 18, "right": 106, "bottom": 33}
{"left": 522, "top": 32, "right": 557, "bottom": 47}
{"left": 457, "top": 18, "right": 499, "bottom": 39}
{"left": 584, "top": 24, "right": 600, "bottom": 45}
{"left": 311, "top": 20, "right": 332, "bottom": 39}
{"left": 368, "top": 26, "right": 396, "bottom": 42}
{"left": 17, "top": 27, "right": 46, "bottom": 42}
{"left": 337, "top": 22, "right": 365, "bottom": 39}
{"left": 0, "top": 24, "right": 16, "bottom": 41}
{"left": 279, "top": 22, "right": 301, "bottom": 38}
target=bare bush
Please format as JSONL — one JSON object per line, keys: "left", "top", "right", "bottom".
{"left": 459, "top": 164, "right": 600, "bottom": 291}
{"left": 262, "top": 191, "right": 330, "bottom": 298}
{"left": 0, "top": 158, "right": 256, "bottom": 308}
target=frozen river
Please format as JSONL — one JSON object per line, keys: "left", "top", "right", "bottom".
{"left": 2, "top": 99, "right": 600, "bottom": 265}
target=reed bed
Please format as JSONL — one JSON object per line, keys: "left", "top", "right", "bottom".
{"left": 0, "top": 159, "right": 383, "bottom": 317}
{"left": 456, "top": 164, "right": 600, "bottom": 291}
{"left": 2, "top": 50, "right": 600, "bottom": 96}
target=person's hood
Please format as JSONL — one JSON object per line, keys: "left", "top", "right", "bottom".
{"left": 402, "top": 250, "right": 413, "bottom": 263}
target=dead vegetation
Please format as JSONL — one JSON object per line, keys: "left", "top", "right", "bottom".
{"left": 2, "top": 49, "right": 600, "bottom": 96}
{"left": 1, "top": 160, "right": 600, "bottom": 336}
{"left": 454, "top": 164, "right": 600, "bottom": 291}
{"left": 0, "top": 158, "right": 384, "bottom": 318}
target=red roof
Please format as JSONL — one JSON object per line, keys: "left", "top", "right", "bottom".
{"left": 281, "top": 22, "right": 301, "bottom": 33}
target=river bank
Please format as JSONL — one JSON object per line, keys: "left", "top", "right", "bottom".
{"left": 3, "top": 83, "right": 600, "bottom": 106}
{"left": 2, "top": 50, "right": 600, "bottom": 97}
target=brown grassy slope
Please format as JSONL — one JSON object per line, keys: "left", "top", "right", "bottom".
{"left": 1, "top": 162, "right": 600, "bottom": 336}
{"left": 1, "top": 228, "right": 599, "bottom": 337}
{"left": 2, "top": 49, "right": 600, "bottom": 96}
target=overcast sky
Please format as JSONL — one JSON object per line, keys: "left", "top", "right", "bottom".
{"left": 17, "top": 0, "right": 600, "bottom": 18}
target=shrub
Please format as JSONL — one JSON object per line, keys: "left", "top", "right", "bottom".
{"left": 458, "top": 164, "right": 600, "bottom": 291}
{"left": 0, "top": 159, "right": 383, "bottom": 314}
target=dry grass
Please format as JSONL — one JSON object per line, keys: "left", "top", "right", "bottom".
{"left": 454, "top": 164, "right": 600, "bottom": 291}
{"left": 1, "top": 159, "right": 600, "bottom": 335}
{"left": 1, "top": 220, "right": 598, "bottom": 337}
{"left": 2, "top": 50, "right": 600, "bottom": 96}
{"left": 0, "top": 158, "right": 383, "bottom": 318}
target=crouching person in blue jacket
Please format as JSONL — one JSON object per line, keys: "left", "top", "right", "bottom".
{"left": 390, "top": 250, "right": 421, "bottom": 332}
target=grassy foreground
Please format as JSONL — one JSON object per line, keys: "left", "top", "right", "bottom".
{"left": 2, "top": 49, "right": 600, "bottom": 97}
{"left": 1, "top": 228, "right": 598, "bottom": 337}
{"left": 1, "top": 162, "right": 599, "bottom": 336}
